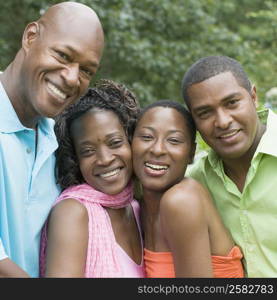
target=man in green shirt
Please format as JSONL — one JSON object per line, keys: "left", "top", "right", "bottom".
{"left": 182, "top": 55, "right": 277, "bottom": 277}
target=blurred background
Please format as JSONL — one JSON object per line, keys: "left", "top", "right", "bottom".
{"left": 1, "top": 0, "right": 276, "bottom": 152}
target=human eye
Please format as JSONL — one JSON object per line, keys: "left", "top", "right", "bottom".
{"left": 226, "top": 99, "right": 239, "bottom": 107}
{"left": 55, "top": 50, "right": 71, "bottom": 62}
{"left": 80, "top": 67, "right": 94, "bottom": 79}
{"left": 109, "top": 139, "right": 124, "bottom": 148}
{"left": 168, "top": 137, "right": 183, "bottom": 144}
{"left": 197, "top": 109, "right": 211, "bottom": 119}
{"left": 79, "top": 147, "right": 95, "bottom": 157}
{"left": 134, "top": 128, "right": 154, "bottom": 141}
{"left": 140, "top": 134, "right": 153, "bottom": 141}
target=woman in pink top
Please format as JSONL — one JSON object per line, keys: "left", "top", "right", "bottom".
{"left": 40, "top": 80, "right": 144, "bottom": 277}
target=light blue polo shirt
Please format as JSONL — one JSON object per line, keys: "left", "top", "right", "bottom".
{"left": 0, "top": 81, "right": 60, "bottom": 277}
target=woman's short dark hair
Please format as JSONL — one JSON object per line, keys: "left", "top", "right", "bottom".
{"left": 54, "top": 79, "right": 140, "bottom": 191}
{"left": 137, "top": 99, "right": 196, "bottom": 144}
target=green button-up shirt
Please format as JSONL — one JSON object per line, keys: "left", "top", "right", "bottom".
{"left": 187, "top": 109, "right": 277, "bottom": 277}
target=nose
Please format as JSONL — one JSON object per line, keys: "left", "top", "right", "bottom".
{"left": 96, "top": 146, "right": 114, "bottom": 166}
{"left": 60, "top": 63, "right": 80, "bottom": 88}
{"left": 214, "top": 108, "right": 232, "bottom": 129}
{"left": 150, "top": 138, "right": 166, "bottom": 156}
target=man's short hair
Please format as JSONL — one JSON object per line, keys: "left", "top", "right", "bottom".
{"left": 181, "top": 56, "right": 252, "bottom": 109}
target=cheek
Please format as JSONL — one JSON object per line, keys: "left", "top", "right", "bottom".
{"left": 196, "top": 121, "right": 213, "bottom": 139}
{"left": 120, "top": 146, "right": 132, "bottom": 168}
{"left": 247, "top": 113, "right": 258, "bottom": 131}
{"left": 29, "top": 50, "right": 50, "bottom": 72}
{"left": 178, "top": 153, "right": 189, "bottom": 166}
{"left": 132, "top": 140, "right": 147, "bottom": 157}
{"left": 79, "top": 80, "right": 90, "bottom": 96}
{"left": 132, "top": 145, "right": 146, "bottom": 170}
{"left": 131, "top": 145, "right": 143, "bottom": 169}
{"left": 173, "top": 148, "right": 192, "bottom": 166}
{"left": 78, "top": 158, "right": 91, "bottom": 177}
{"left": 131, "top": 146, "right": 139, "bottom": 162}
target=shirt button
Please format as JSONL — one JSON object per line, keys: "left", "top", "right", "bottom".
{"left": 26, "top": 148, "right": 32, "bottom": 154}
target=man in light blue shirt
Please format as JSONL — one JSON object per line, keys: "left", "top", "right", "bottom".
{"left": 0, "top": 82, "right": 60, "bottom": 276}
{"left": 0, "top": 2, "right": 104, "bottom": 277}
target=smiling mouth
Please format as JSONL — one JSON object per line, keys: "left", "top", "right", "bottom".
{"left": 145, "top": 162, "right": 168, "bottom": 171}
{"left": 98, "top": 168, "right": 121, "bottom": 178}
{"left": 219, "top": 130, "right": 240, "bottom": 139}
{"left": 47, "top": 82, "right": 67, "bottom": 101}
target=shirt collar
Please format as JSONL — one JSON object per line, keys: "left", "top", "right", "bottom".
{"left": 207, "top": 109, "right": 277, "bottom": 167}
{"left": 0, "top": 81, "right": 25, "bottom": 133}
{"left": 256, "top": 109, "right": 277, "bottom": 157}
{"left": 0, "top": 81, "right": 57, "bottom": 138}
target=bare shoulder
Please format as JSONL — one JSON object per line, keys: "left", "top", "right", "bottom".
{"left": 159, "top": 178, "right": 210, "bottom": 247}
{"left": 47, "top": 198, "right": 89, "bottom": 250}
{"left": 49, "top": 198, "right": 88, "bottom": 226}
{"left": 45, "top": 198, "right": 89, "bottom": 277}
{"left": 160, "top": 177, "right": 209, "bottom": 212}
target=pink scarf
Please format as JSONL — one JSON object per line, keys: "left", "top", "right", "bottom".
{"left": 40, "top": 182, "right": 133, "bottom": 277}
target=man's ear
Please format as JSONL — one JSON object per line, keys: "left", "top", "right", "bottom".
{"left": 251, "top": 84, "right": 259, "bottom": 108}
{"left": 22, "top": 22, "right": 40, "bottom": 52}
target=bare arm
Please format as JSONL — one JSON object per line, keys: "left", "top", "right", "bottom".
{"left": 45, "top": 198, "right": 89, "bottom": 277}
{"left": 0, "top": 238, "right": 29, "bottom": 277}
{"left": 160, "top": 179, "right": 213, "bottom": 278}
{"left": 0, "top": 258, "right": 29, "bottom": 278}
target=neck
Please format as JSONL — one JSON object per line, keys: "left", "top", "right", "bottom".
{"left": 142, "top": 189, "right": 163, "bottom": 216}
{"left": 222, "top": 122, "right": 266, "bottom": 192}
{"left": 1, "top": 52, "right": 39, "bottom": 129}
{"left": 223, "top": 162, "right": 249, "bottom": 193}
{"left": 140, "top": 189, "right": 163, "bottom": 250}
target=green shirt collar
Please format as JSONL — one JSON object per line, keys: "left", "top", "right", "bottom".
{"left": 207, "top": 109, "right": 277, "bottom": 169}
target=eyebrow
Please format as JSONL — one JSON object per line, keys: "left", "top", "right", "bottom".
{"left": 77, "top": 141, "right": 93, "bottom": 146}
{"left": 193, "top": 92, "right": 242, "bottom": 113}
{"left": 105, "top": 131, "right": 125, "bottom": 138}
{"left": 222, "top": 92, "right": 242, "bottom": 101}
{"left": 140, "top": 126, "right": 185, "bottom": 135}
{"left": 64, "top": 45, "right": 99, "bottom": 68}
{"left": 77, "top": 131, "right": 125, "bottom": 145}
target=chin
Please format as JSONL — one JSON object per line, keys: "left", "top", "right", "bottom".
{"left": 142, "top": 182, "right": 168, "bottom": 193}
{"left": 220, "top": 151, "right": 246, "bottom": 160}
{"left": 37, "top": 107, "right": 61, "bottom": 119}
{"left": 106, "top": 189, "right": 124, "bottom": 195}
{"left": 104, "top": 184, "right": 126, "bottom": 195}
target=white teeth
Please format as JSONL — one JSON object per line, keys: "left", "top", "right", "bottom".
{"left": 221, "top": 131, "right": 238, "bottom": 138}
{"left": 145, "top": 163, "right": 168, "bottom": 170}
{"left": 99, "top": 168, "right": 120, "bottom": 178}
{"left": 48, "top": 82, "right": 67, "bottom": 100}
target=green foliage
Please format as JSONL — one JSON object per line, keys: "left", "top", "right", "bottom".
{"left": 87, "top": 0, "right": 276, "bottom": 106}
{"left": 0, "top": 0, "right": 275, "bottom": 153}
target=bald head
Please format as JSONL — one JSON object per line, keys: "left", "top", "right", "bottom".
{"left": 41, "top": 1, "right": 98, "bottom": 16}
{"left": 37, "top": 2, "right": 104, "bottom": 53}
{"left": 2, "top": 1, "right": 105, "bottom": 127}
{"left": 38, "top": 2, "right": 102, "bottom": 28}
